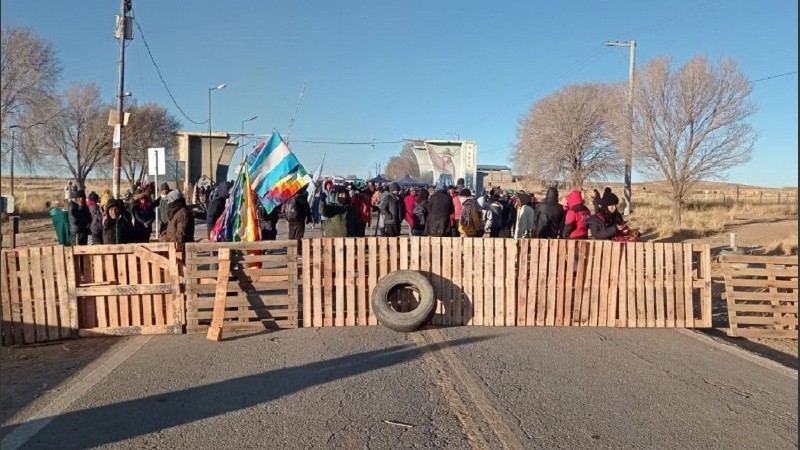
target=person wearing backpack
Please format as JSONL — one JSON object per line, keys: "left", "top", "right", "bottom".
{"left": 283, "top": 189, "right": 311, "bottom": 240}
{"left": 562, "top": 189, "right": 591, "bottom": 239}
{"left": 458, "top": 189, "right": 483, "bottom": 237}
{"left": 533, "top": 186, "right": 565, "bottom": 239}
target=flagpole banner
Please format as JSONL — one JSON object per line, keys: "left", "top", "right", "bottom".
{"left": 248, "top": 131, "right": 312, "bottom": 213}
{"left": 307, "top": 153, "right": 325, "bottom": 204}
{"left": 209, "top": 161, "right": 261, "bottom": 242}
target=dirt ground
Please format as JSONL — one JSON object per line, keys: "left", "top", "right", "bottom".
{"left": 1, "top": 214, "right": 796, "bottom": 428}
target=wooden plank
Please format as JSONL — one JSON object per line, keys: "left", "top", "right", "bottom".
{"left": 504, "top": 239, "right": 516, "bottom": 327}
{"left": 74, "top": 284, "right": 174, "bottom": 296}
{"left": 151, "top": 260, "right": 165, "bottom": 326}
{"left": 546, "top": 239, "right": 559, "bottom": 326}
{"left": 206, "top": 249, "right": 231, "bottom": 341}
{"left": 1, "top": 251, "right": 12, "bottom": 345}
{"left": 578, "top": 241, "right": 592, "bottom": 326}
{"left": 729, "top": 292, "right": 798, "bottom": 302}
{"left": 168, "top": 246, "right": 183, "bottom": 333}
{"left": 596, "top": 241, "right": 610, "bottom": 327}
{"left": 63, "top": 247, "right": 78, "bottom": 337}
{"left": 606, "top": 242, "right": 621, "bottom": 327}
{"left": 588, "top": 241, "right": 603, "bottom": 327}
{"left": 463, "top": 237, "right": 474, "bottom": 326}
{"left": 683, "top": 244, "right": 694, "bottom": 327}
{"left": 41, "top": 247, "right": 60, "bottom": 340}
{"left": 85, "top": 254, "right": 102, "bottom": 329}
{"left": 102, "top": 254, "right": 118, "bottom": 327}
{"left": 624, "top": 243, "right": 636, "bottom": 327}
{"left": 516, "top": 240, "right": 529, "bottom": 326}
{"left": 302, "top": 240, "right": 311, "bottom": 328}
{"left": 187, "top": 240, "right": 298, "bottom": 253}
{"left": 536, "top": 240, "right": 549, "bottom": 326}
{"left": 29, "top": 248, "right": 47, "bottom": 342}
{"left": 473, "top": 239, "right": 484, "bottom": 326}
{"left": 311, "top": 239, "right": 323, "bottom": 327}
{"left": 493, "top": 239, "right": 504, "bottom": 327}
{"left": 674, "top": 244, "right": 685, "bottom": 328}
{"left": 7, "top": 252, "right": 23, "bottom": 344}
{"left": 563, "top": 240, "right": 576, "bottom": 327}
{"left": 442, "top": 237, "right": 453, "bottom": 326}
{"left": 18, "top": 250, "right": 35, "bottom": 344}
{"left": 115, "top": 253, "right": 130, "bottom": 326}
{"left": 719, "top": 254, "right": 799, "bottom": 265}
{"left": 71, "top": 243, "right": 172, "bottom": 255}
{"left": 731, "top": 304, "right": 798, "bottom": 314}
{"left": 664, "top": 244, "right": 676, "bottom": 327}
{"left": 431, "top": 237, "right": 443, "bottom": 325}
{"left": 727, "top": 328, "right": 798, "bottom": 339}
{"left": 654, "top": 243, "right": 665, "bottom": 327}
{"left": 635, "top": 243, "right": 645, "bottom": 327}
{"left": 127, "top": 253, "right": 141, "bottom": 327}
{"left": 356, "top": 238, "right": 367, "bottom": 326}
{"left": 723, "top": 266, "right": 799, "bottom": 278}
{"left": 526, "top": 240, "right": 539, "bottom": 326}
{"left": 400, "top": 236, "right": 409, "bottom": 270}
{"left": 617, "top": 243, "right": 628, "bottom": 327}
{"left": 323, "top": 238, "right": 334, "bottom": 327}
{"left": 389, "top": 236, "right": 399, "bottom": 273}
{"left": 139, "top": 260, "right": 153, "bottom": 327}
{"left": 730, "top": 316, "right": 797, "bottom": 326}
{"left": 570, "top": 241, "right": 585, "bottom": 326}
{"left": 454, "top": 238, "right": 464, "bottom": 326}
{"left": 699, "top": 244, "right": 713, "bottom": 328}
{"left": 482, "top": 238, "right": 494, "bottom": 326}
{"left": 644, "top": 242, "right": 656, "bottom": 327}
{"left": 345, "top": 238, "right": 356, "bottom": 326}
{"left": 367, "top": 237, "right": 379, "bottom": 326}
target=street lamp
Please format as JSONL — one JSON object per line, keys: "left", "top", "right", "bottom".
{"left": 208, "top": 83, "right": 226, "bottom": 183}
{"left": 240, "top": 115, "right": 258, "bottom": 164}
{"left": 606, "top": 40, "right": 636, "bottom": 216}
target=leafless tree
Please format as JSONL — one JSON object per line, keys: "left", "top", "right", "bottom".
{"left": 30, "top": 83, "right": 112, "bottom": 189}
{"left": 633, "top": 56, "right": 756, "bottom": 225}
{"left": 513, "top": 83, "right": 623, "bottom": 189}
{"left": 1, "top": 26, "right": 61, "bottom": 166}
{"left": 384, "top": 141, "right": 421, "bottom": 180}
{"left": 118, "top": 103, "right": 181, "bottom": 189}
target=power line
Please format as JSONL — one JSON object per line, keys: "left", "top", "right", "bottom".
{"left": 130, "top": 9, "right": 208, "bottom": 125}
{"left": 284, "top": 138, "right": 406, "bottom": 145}
{"left": 750, "top": 71, "right": 797, "bottom": 84}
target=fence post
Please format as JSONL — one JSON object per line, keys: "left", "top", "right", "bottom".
{"left": 735, "top": 185, "right": 739, "bottom": 203}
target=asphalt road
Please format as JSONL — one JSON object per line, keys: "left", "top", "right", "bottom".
{"left": 2, "top": 327, "right": 796, "bottom": 450}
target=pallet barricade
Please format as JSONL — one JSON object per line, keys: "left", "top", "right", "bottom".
{"left": 302, "top": 237, "right": 713, "bottom": 328}
{"left": 183, "top": 241, "right": 299, "bottom": 333}
{"left": 1, "top": 246, "right": 77, "bottom": 345}
{"left": 721, "top": 254, "right": 798, "bottom": 339}
{"left": 71, "top": 243, "right": 182, "bottom": 336}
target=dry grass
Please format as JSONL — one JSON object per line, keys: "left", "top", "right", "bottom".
{"left": 765, "top": 233, "right": 799, "bottom": 256}
{"left": 1, "top": 176, "right": 112, "bottom": 215}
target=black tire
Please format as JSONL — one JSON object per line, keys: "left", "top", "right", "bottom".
{"left": 371, "top": 270, "right": 436, "bottom": 332}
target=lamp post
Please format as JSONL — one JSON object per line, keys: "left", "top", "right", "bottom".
{"left": 240, "top": 115, "right": 258, "bottom": 164}
{"left": 606, "top": 39, "right": 636, "bottom": 216}
{"left": 207, "top": 83, "right": 226, "bottom": 183}
{"left": 8, "top": 125, "right": 20, "bottom": 197}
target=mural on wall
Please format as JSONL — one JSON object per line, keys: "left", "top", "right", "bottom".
{"left": 413, "top": 141, "right": 477, "bottom": 190}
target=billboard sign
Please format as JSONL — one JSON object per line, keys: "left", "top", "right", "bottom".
{"left": 413, "top": 140, "right": 477, "bottom": 191}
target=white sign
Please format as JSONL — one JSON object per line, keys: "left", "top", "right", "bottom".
{"left": 148, "top": 147, "right": 166, "bottom": 176}
{"left": 112, "top": 124, "right": 121, "bottom": 149}
{"left": 1, "top": 195, "right": 14, "bottom": 214}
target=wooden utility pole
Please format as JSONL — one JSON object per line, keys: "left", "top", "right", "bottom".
{"left": 113, "top": 0, "right": 132, "bottom": 199}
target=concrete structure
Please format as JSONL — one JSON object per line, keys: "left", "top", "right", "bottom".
{"left": 175, "top": 131, "right": 239, "bottom": 187}
{"left": 476, "top": 164, "right": 513, "bottom": 195}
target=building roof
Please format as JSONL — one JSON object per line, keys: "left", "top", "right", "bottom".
{"left": 477, "top": 164, "right": 512, "bottom": 172}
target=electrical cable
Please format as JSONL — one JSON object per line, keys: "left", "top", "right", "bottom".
{"left": 130, "top": 8, "right": 208, "bottom": 125}
{"left": 750, "top": 71, "right": 797, "bottom": 84}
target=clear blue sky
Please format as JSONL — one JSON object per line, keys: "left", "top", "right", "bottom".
{"left": 2, "top": 0, "right": 797, "bottom": 187}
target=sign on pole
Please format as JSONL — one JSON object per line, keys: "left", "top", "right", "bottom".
{"left": 112, "top": 124, "right": 121, "bottom": 149}
{"left": 148, "top": 147, "right": 166, "bottom": 176}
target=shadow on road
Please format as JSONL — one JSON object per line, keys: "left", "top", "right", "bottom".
{"left": 6, "top": 335, "right": 492, "bottom": 449}
{"left": 700, "top": 329, "right": 798, "bottom": 370}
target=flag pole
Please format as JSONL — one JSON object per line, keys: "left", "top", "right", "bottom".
{"left": 286, "top": 82, "right": 306, "bottom": 146}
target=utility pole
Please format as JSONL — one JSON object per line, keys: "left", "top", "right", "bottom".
{"left": 606, "top": 40, "right": 636, "bottom": 216}
{"left": 113, "top": 0, "right": 132, "bottom": 198}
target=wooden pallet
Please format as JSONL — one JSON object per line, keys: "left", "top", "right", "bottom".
{"left": 721, "top": 254, "right": 798, "bottom": 339}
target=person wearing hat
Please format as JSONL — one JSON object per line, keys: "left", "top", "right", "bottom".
{"left": 159, "top": 190, "right": 195, "bottom": 250}
{"left": 158, "top": 183, "right": 171, "bottom": 235}
{"left": 587, "top": 190, "right": 627, "bottom": 240}
{"left": 86, "top": 191, "right": 104, "bottom": 245}
{"left": 102, "top": 199, "right": 134, "bottom": 244}
{"left": 532, "top": 186, "right": 564, "bottom": 239}
{"left": 68, "top": 189, "right": 92, "bottom": 246}
{"left": 131, "top": 191, "right": 156, "bottom": 243}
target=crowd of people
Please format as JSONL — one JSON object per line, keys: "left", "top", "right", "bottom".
{"left": 48, "top": 181, "right": 194, "bottom": 250}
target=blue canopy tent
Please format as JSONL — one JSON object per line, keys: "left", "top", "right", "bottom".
{"left": 368, "top": 174, "right": 393, "bottom": 184}
{"left": 395, "top": 174, "right": 427, "bottom": 188}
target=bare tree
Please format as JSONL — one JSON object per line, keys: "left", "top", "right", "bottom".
{"left": 118, "top": 103, "right": 181, "bottom": 189}
{"left": 31, "top": 83, "right": 112, "bottom": 189}
{"left": 384, "top": 141, "right": 421, "bottom": 180}
{"left": 1, "top": 26, "right": 61, "bottom": 165}
{"left": 633, "top": 56, "right": 756, "bottom": 225}
{"left": 513, "top": 83, "right": 622, "bottom": 189}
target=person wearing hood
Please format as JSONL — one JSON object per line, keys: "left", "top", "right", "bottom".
{"left": 404, "top": 186, "right": 418, "bottom": 236}
{"left": 562, "top": 189, "right": 592, "bottom": 239}
{"left": 160, "top": 190, "right": 195, "bottom": 250}
{"left": 424, "top": 183, "right": 454, "bottom": 237}
{"left": 411, "top": 189, "right": 429, "bottom": 236}
{"left": 86, "top": 192, "right": 104, "bottom": 245}
{"left": 46, "top": 200, "right": 71, "bottom": 246}
{"left": 131, "top": 192, "right": 156, "bottom": 243}
{"left": 513, "top": 193, "right": 537, "bottom": 239}
{"left": 379, "top": 183, "right": 401, "bottom": 237}
{"left": 206, "top": 182, "right": 230, "bottom": 239}
{"left": 458, "top": 189, "right": 483, "bottom": 237}
{"left": 68, "top": 190, "right": 92, "bottom": 246}
{"left": 533, "top": 186, "right": 565, "bottom": 239}
{"left": 102, "top": 199, "right": 134, "bottom": 244}
{"left": 158, "top": 182, "right": 171, "bottom": 236}
{"left": 320, "top": 187, "right": 357, "bottom": 237}
{"left": 483, "top": 193, "right": 505, "bottom": 238}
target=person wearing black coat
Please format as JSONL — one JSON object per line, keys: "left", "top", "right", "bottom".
{"left": 533, "top": 186, "right": 565, "bottom": 239}
{"left": 587, "top": 191, "right": 626, "bottom": 240}
{"left": 205, "top": 182, "right": 230, "bottom": 239}
{"left": 68, "top": 190, "right": 92, "bottom": 245}
{"left": 424, "top": 184, "right": 454, "bottom": 237}
{"left": 102, "top": 199, "right": 134, "bottom": 244}
{"left": 411, "top": 189, "right": 429, "bottom": 236}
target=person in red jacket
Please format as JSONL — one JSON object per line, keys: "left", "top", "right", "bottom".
{"left": 562, "top": 189, "right": 591, "bottom": 239}
{"left": 403, "top": 186, "right": 418, "bottom": 235}
{"left": 449, "top": 185, "right": 463, "bottom": 237}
